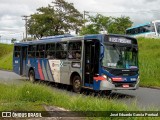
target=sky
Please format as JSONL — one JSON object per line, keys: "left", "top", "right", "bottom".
{"left": 0, "top": 0, "right": 160, "bottom": 41}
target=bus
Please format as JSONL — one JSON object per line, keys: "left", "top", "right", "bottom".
{"left": 126, "top": 20, "right": 160, "bottom": 38}
{"left": 13, "top": 34, "right": 139, "bottom": 94}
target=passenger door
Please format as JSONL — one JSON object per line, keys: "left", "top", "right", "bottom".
{"left": 84, "top": 40, "right": 100, "bottom": 87}
{"left": 13, "top": 46, "right": 21, "bottom": 75}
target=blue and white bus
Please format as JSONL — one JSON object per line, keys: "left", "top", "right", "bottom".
{"left": 126, "top": 20, "right": 160, "bottom": 38}
{"left": 13, "top": 34, "right": 139, "bottom": 94}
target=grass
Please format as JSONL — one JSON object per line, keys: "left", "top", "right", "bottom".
{"left": 0, "top": 43, "right": 13, "bottom": 57}
{"left": 138, "top": 37, "right": 160, "bottom": 87}
{"left": 0, "top": 82, "right": 158, "bottom": 120}
{"left": 0, "top": 82, "right": 129, "bottom": 111}
{"left": 0, "top": 43, "right": 13, "bottom": 70}
{"left": 0, "top": 52, "right": 13, "bottom": 70}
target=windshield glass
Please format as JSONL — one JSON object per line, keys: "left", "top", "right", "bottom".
{"left": 156, "top": 22, "right": 160, "bottom": 34}
{"left": 102, "top": 44, "right": 138, "bottom": 69}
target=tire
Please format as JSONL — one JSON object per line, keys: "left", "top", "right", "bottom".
{"left": 72, "top": 75, "right": 81, "bottom": 93}
{"left": 29, "top": 70, "right": 35, "bottom": 83}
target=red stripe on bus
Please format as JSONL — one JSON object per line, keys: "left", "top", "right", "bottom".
{"left": 94, "top": 76, "right": 106, "bottom": 81}
{"left": 38, "top": 60, "right": 45, "bottom": 80}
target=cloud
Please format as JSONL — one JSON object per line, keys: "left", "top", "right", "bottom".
{"left": 0, "top": 0, "right": 160, "bottom": 39}
{"left": 144, "top": 0, "right": 159, "bottom": 3}
{"left": 0, "top": 0, "right": 53, "bottom": 38}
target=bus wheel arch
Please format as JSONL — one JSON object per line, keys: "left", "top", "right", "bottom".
{"left": 70, "top": 72, "right": 82, "bottom": 93}
{"left": 28, "top": 68, "right": 35, "bottom": 82}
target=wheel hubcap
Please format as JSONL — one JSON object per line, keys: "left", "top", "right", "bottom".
{"left": 30, "top": 74, "right": 34, "bottom": 82}
{"left": 74, "top": 80, "right": 80, "bottom": 88}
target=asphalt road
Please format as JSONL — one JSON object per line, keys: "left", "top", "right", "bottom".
{"left": 0, "top": 70, "right": 26, "bottom": 85}
{"left": 0, "top": 70, "right": 160, "bottom": 110}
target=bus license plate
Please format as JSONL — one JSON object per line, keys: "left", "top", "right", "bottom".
{"left": 123, "top": 84, "right": 129, "bottom": 88}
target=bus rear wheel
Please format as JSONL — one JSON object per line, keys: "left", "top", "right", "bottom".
{"left": 29, "top": 70, "right": 35, "bottom": 83}
{"left": 72, "top": 75, "right": 81, "bottom": 93}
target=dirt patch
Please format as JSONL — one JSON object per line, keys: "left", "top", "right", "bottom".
{"left": 42, "top": 105, "right": 84, "bottom": 120}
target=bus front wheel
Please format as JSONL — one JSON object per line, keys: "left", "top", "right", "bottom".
{"left": 72, "top": 75, "right": 81, "bottom": 93}
{"left": 29, "top": 70, "right": 35, "bottom": 82}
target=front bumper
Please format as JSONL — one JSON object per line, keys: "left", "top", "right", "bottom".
{"left": 100, "top": 79, "right": 139, "bottom": 90}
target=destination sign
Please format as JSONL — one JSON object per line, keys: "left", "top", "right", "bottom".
{"left": 108, "top": 37, "right": 132, "bottom": 44}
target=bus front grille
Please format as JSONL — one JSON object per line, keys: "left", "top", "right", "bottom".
{"left": 109, "top": 69, "right": 138, "bottom": 77}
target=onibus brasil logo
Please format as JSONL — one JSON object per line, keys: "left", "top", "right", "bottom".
{"left": 1, "top": 112, "right": 42, "bottom": 118}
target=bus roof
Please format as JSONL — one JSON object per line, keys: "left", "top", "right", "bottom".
{"left": 14, "top": 35, "right": 82, "bottom": 46}
{"left": 14, "top": 34, "right": 136, "bottom": 46}
{"left": 126, "top": 22, "right": 151, "bottom": 30}
{"left": 14, "top": 34, "right": 100, "bottom": 46}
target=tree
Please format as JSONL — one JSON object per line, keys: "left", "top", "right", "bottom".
{"left": 22, "top": 37, "right": 35, "bottom": 42}
{"left": 80, "top": 14, "right": 111, "bottom": 35}
{"left": 11, "top": 38, "right": 17, "bottom": 43}
{"left": 80, "top": 14, "right": 133, "bottom": 35}
{"left": 28, "top": 0, "right": 84, "bottom": 39}
{"left": 108, "top": 16, "right": 133, "bottom": 34}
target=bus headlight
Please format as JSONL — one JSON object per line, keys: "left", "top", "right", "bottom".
{"left": 102, "top": 74, "right": 107, "bottom": 79}
{"left": 102, "top": 74, "right": 112, "bottom": 83}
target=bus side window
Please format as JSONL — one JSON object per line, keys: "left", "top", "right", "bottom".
{"left": 56, "top": 42, "right": 67, "bottom": 59}
{"left": 14, "top": 46, "right": 21, "bottom": 58}
{"left": 68, "top": 41, "right": 81, "bottom": 60}
{"left": 28, "top": 45, "right": 36, "bottom": 58}
{"left": 36, "top": 44, "right": 45, "bottom": 58}
{"left": 46, "top": 43, "right": 55, "bottom": 59}
{"left": 15, "top": 52, "right": 20, "bottom": 58}
{"left": 151, "top": 23, "right": 155, "bottom": 32}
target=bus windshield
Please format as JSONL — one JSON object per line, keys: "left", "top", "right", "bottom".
{"left": 156, "top": 22, "right": 160, "bottom": 34}
{"left": 102, "top": 44, "right": 138, "bottom": 69}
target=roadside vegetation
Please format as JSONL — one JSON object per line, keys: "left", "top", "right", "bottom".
{"left": 0, "top": 43, "right": 13, "bottom": 70}
{"left": 138, "top": 37, "right": 160, "bottom": 87}
{"left": 0, "top": 82, "right": 158, "bottom": 120}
